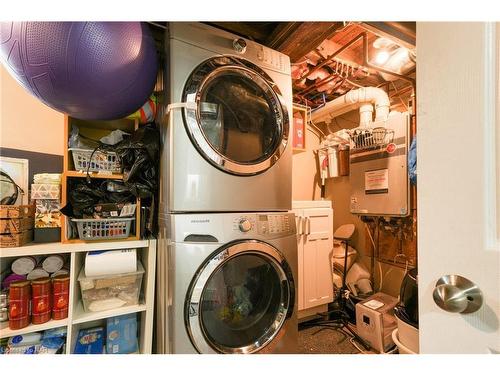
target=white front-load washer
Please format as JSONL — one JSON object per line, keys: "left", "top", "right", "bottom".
{"left": 160, "top": 22, "right": 293, "bottom": 213}
{"left": 156, "top": 212, "right": 298, "bottom": 354}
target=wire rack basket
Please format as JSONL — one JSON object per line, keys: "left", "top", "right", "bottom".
{"left": 72, "top": 217, "right": 134, "bottom": 240}
{"left": 69, "top": 148, "right": 121, "bottom": 174}
{"left": 348, "top": 126, "right": 395, "bottom": 151}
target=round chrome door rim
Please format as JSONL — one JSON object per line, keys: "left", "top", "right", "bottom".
{"left": 182, "top": 56, "right": 290, "bottom": 176}
{"left": 185, "top": 240, "right": 292, "bottom": 354}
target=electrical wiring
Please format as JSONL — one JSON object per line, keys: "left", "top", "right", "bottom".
{"left": 308, "top": 120, "right": 326, "bottom": 140}
{"left": 390, "top": 81, "right": 409, "bottom": 111}
{"left": 350, "top": 337, "right": 369, "bottom": 354}
{"left": 306, "top": 126, "right": 322, "bottom": 140}
{"left": 365, "top": 222, "right": 384, "bottom": 292}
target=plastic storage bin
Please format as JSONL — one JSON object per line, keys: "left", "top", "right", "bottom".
{"left": 72, "top": 217, "right": 134, "bottom": 240}
{"left": 78, "top": 261, "right": 144, "bottom": 313}
{"left": 391, "top": 329, "right": 417, "bottom": 354}
{"left": 69, "top": 148, "right": 121, "bottom": 174}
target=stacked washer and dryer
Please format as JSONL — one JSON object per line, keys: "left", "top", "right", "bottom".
{"left": 156, "top": 23, "right": 298, "bottom": 354}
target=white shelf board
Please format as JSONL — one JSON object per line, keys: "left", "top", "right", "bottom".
{"left": 72, "top": 301, "right": 147, "bottom": 325}
{"left": 0, "top": 318, "right": 68, "bottom": 339}
{"left": 0, "top": 239, "right": 150, "bottom": 258}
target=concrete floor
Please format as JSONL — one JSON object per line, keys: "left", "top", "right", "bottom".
{"left": 298, "top": 321, "right": 383, "bottom": 354}
{"left": 298, "top": 324, "right": 362, "bottom": 354}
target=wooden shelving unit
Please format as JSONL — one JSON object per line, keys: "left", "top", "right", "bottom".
{"left": 61, "top": 115, "right": 141, "bottom": 243}
{"left": 0, "top": 239, "right": 156, "bottom": 354}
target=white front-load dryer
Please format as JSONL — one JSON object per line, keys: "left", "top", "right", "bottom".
{"left": 157, "top": 212, "right": 298, "bottom": 354}
{"left": 160, "top": 22, "right": 293, "bottom": 213}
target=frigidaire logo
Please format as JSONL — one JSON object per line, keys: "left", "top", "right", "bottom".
{"left": 190, "top": 219, "right": 210, "bottom": 223}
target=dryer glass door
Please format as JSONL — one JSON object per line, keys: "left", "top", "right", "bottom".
{"left": 183, "top": 56, "right": 289, "bottom": 176}
{"left": 186, "top": 241, "right": 294, "bottom": 354}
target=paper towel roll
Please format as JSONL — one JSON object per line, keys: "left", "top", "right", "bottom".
{"left": 85, "top": 249, "right": 137, "bottom": 277}
{"left": 327, "top": 147, "right": 339, "bottom": 178}
{"left": 42, "top": 255, "right": 65, "bottom": 273}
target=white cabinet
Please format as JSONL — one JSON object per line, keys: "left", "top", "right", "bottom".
{"left": 292, "top": 201, "right": 333, "bottom": 314}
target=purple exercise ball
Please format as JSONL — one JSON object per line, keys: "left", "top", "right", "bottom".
{"left": 0, "top": 22, "right": 158, "bottom": 120}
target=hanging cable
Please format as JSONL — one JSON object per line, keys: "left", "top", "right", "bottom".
{"left": 390, "top": 81, "right": 409, "bottom": 111}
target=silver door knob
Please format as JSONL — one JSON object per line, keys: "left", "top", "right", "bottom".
{"left": 432, "top": 275, "right": 483, "bottom": 314}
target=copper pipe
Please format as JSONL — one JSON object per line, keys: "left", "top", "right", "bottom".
{"left": 297, "top": 73, "right": 342, "bottom": 96}
{"left": 297, "top": 32, "right": 416, "bottom": 98}
{"left": 389, "top": 84, "right": 413, "bottom": 98}
{"left": 297, "top": 32, "right": 366, "bottom": 81}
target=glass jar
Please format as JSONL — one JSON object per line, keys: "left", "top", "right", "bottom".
{"left": 52, "top": 275, "right": 70, "bottom": 320}
{"left": 8, "top": 280, "right": 31, "bottom": 330}
{"left": 31, "top": 277, "right": 52, "bottom": 324}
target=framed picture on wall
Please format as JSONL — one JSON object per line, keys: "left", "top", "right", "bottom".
{"left": 0, "top": 156, "right": 29, "bottom": 205}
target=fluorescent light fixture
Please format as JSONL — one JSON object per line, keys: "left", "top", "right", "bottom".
{"left": 375, "top": 50, "right": 390, "bottom": 65}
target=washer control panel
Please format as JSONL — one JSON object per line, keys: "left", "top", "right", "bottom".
{"left": 232, "top": 215, "right": 257, "bottom": 233}
{"left": 232, "top": 214, "right": 294, "bottom": 237}
{"left": 258, "top": 214, "right": 291, "bottom": 235}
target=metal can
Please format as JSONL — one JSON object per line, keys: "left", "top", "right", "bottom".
{"left": 31, "top": 277, "right": 52, "bottom": 324}
{"left": 0, "top": 289, "right": 8, "bottom": 308}
{"left": 0, "top": 307, "right": 8, "bottom": 322}
{"left": 8, "top": 280, "right": 31, "bottom": 330}
{"left": 52, "top": 275, "right": 70, "bottom": 320}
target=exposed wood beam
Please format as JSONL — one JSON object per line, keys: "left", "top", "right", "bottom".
{"left": 270, "top": 22, "right": 345, "bottom": 62}
{"left": 205, "top": 22, "right": 277, "bottom": 43}
{"left": 265, "top": 22, "right": 301, "bottom": 50}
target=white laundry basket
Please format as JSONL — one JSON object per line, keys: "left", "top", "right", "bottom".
{"left": 391, "top": 329, "right": 417, "bottom": 354}
{"left": 395, "top": 314, "right": 419, "bottom": 353}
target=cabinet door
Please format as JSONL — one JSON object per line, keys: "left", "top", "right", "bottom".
{"left": 291, "top": 209, "right": 305, "bottom": 311}
{"left": 302, "top": 208, "right": 333, "bottom": 310}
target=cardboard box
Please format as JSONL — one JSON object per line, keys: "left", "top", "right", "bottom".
{"left": 74, "top": 327, "right": 105, "bottom": 354}
{"left": 0, "top": 230, "right": 33, "bottom": 248}
{"left": 33, "top": 227, "right": 61, "bottom": 243}
{"left": 35, "top": 200, "right": 61, "bottom": 228}
{"left": 0, "top": 205, "right": 35, "bottom": 219}
{"left": 0, "top": 217, "right": 34, "bottom": 234}
{"left": 31, "top": 184, "right": 61, "bottom": 200}
{"left": 106, "top": 313, "right": 138, "bottom": 354}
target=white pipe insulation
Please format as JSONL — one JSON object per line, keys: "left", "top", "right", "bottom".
{"left": 311, "top": 87, "right": 390, "bottom": 126}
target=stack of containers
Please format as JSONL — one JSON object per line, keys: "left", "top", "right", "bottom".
{"left": 0, "top": 255, "right": 70, "bottom": 329}
{"left": 0, "top": 205, "right": 35, "bottom": 248}
{"left": 30, "top": 173, "right": 62, "bottom": 243}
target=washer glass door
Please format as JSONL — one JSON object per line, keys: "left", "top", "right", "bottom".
{"left": 183, "top": 56, "right": 289, "bottom": 176}
{"left": 186, "top": 241, "right": 294, "bottom": 354}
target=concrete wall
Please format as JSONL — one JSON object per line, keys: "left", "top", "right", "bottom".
{"left": 0, "top": 65, "right": 64, "bottom": 156}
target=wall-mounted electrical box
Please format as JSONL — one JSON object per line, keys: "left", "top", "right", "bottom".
{"left": 349, "top": 111, "right": 410, "bottom": 217}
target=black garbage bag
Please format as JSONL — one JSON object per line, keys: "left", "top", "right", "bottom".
{"left": 60, "top": 179, "right": 134, "bottom": 218}
{"left": 114, "top": 123, "right": 160, "bottom": 199}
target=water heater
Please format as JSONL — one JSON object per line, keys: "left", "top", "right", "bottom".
{"left": 349, "top": 111, "right": 410, "bottom": 217}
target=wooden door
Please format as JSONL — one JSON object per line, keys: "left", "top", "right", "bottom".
{"left": 417, "top": 22, "right": 500, "bottom": 353}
